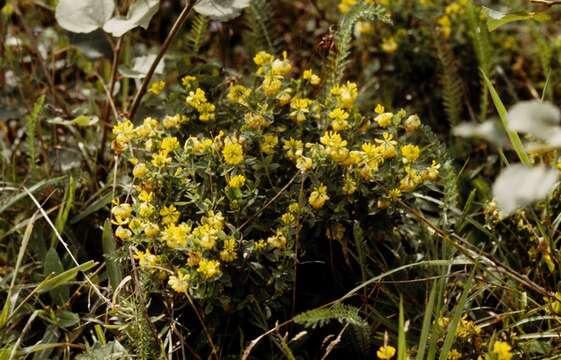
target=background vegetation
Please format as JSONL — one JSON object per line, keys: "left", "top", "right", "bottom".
{"left": 2, "top": 0, "right": 561, "bottom": 359}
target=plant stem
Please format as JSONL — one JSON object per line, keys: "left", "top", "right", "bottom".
{"left": 128, "top": 0, "right": 197, "bottom": 120}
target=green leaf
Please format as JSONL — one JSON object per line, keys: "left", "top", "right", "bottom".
{"left": 48, "top": 116, "right": 99, "bottom": 127}
{"left": 37, "top": 260, "right": 97, "bottom": 294}
{"left": 118, "top": 54, "right": 165, "bottom": 79}
{"left": 482, "top": 70, "right": 531, "bottom": 166}
{"left": 397, "top": 297, "right": 407, "bottom": 360}
{"left": 103, "top": 0, "right": 160, "bottom": 37}
{"left": 43, "top": 248, "right": 69, "bottom": 305}
{"left": 55, "top": 0, "right": 115, "bottom": 33}
{"left": 482, "top": 7, "right": 550, "bottom": 31}
{"left": 0, "top": 176, "right": 67, "bottom": 215}
{"left": 102, "top": 219, "right": 122, "bottom": 290}
{"left": 57, "top": 311, "right": 80, "bottom": 328}
{"left": 194, "top": 0, "right": 250, "bottom": 21}
{"left": 492, "top": 165, "right": 558, "bottom": 217}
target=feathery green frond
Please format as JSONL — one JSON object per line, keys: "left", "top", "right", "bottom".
{"left": 435, "top": 41, "right": 464, "bottom": 126}
{"left": 187, "top": 14, "right": 209, "bottom": 54}
{"left": 294, "top": 303, "right": 368, "bottom": 329}
{"left": 323, "top": 1, "right": 391, "bottom": 93}
{"left": 244, "top": 0, "right": 279, "bottom": 55}
{"left": 25, "top": 95, "right": 45, "bottom": 172}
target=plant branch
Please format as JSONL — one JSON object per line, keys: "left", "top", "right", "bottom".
{"left": 127, "top": 0, "right": 197, "bottom": 120}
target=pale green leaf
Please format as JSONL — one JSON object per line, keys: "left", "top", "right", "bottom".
{"left": 482, "top": 7, "right": 550, "bottom": 32}
{"left": 55, "top": 0, "right": 115, "bottom": 33}
{"left": 493, "top": 165, "right": 558, "bottom": 217}
{"left": 103, "top": 0, "right": 160, "bottom": 37}
{"left": 194, "top": 0, "right": 250, "bottom": 21}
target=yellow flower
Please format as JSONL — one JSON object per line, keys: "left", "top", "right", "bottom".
{"left": 220, "top": 237, "right": 238, "bottom": 262}
{"left": 186, "top": 88, "right": 208, "bottom": 110}
{"left": 283, "top": 138, "right": 304, "bottom": 161}
{"left": 375, "top": 112, "right": 393, "bottom": 128}
{"left": 354, "top": 21, "right": 374, "bottom": 37}
{"left": 289, "top": 97, "right": 313, "bottom": 123}
{"left": 381, "top": 36, "right": 398, "bottom": 54}
{"left": 151, "top": 151, "right": 172, "bottom": 168}
{"left": 447, "top": 349, "right": 461, "bottom": 360}
{"left": 228, "top": 175, "right": 246, "bottom": 188}
{"left": 492, "top": 341, "right": 513, "bottom": 360}
{"left": 253, "top": 51, "right": 274, "bottom": 66}
{"left": 181, "top": 75, "right": 197, "bottom": 88}
{"left": 309, "top": 183, "right": 329, "bottom": 209}
{"left": 168, "top": 271, "right": 190, "bottom": 293}
{"left": 401, "top": 144, "right": 420, "bottom": 163}
{"left": 375, "top": 104, "right": 385, "bottom": 114}
{"left": 342, "top": 176, "right": 357, "bottom": 195}
{"left": 271, "top": 55, "right": 293, "bottom": 76}
{"left": 437, "top": 15, "right": 451, "bottom": 39}
{"left": 160, "top": 205, "right": 180, "bottom": 225}
{"left": 329, "top": 108, "right": 350, "bottom": 131}
{"left": 197, "top": 259, "right": 221, "bottom": 279}
{"left": 267, "top": 229, "right": 287, "bottom": 249}
{"left": 115, "top": 226, "right": 132, "bottom": 240}
{"left": 144, "top": 223, "right": 160, "bottom": 237}
{"left": 422, "top": 160, "right": 441, "bottom": 181}
{"left": 138, "top": 202, "right": 155, "bottom": 218}
{"left": 404, "top": 114, "right": 421, "bottom": 133}
{"left": 134, "top": 249, "right": 158, "bottom": 268}
{"left": 227, "top": 84, "right": 251, "bottom": 104}
{"left": 160, "top": 136, "right": 180, "bottom": 153}
{"left": 302, "top": 69, "right": 321, "bottom": 85}
{"left": 375, "top": 133, "right": 398, "bottom": 159}
{"left": 260, "top": 134, "right": 279, "bottom": 155}
{"left": 132, "top": 162, "right": 148, "bottom": 179}
{"left": 338, "top": 0, "right": 357, "bottom": 13}
{"left": 162, "top": 223, "right": 191, "bottom": 248}
{"left": 331, "top": 81, "right": 358, "bottom": 109}
{"left": 262, "top": 76, "right": 282, "bottom": 96}
{"left": 320, "top": 131, "right": 347, "bottom": 148}
{"left": 148, "top": 80, "right": 165, "bottom": 95}
{"left": 244, "top": 112, "right": 268, "bottom": 129}
{"left": 112, "top": 203, "right": 133, "bottom": 221}
{"left": 376, "top": 345, "right": 396, "bottom": 359}
{"left": 296, "top": 156, "right": 314, "bottom": 172}
{"left": 163, "top": 114, "right": 185, "bottom": 129}
{"left": 281, "top": 212, "right": 296, "bottom": 225}
{"left": 222, "top": 139, "right": 244, "bottom": 165}
{"left": 138, "top": 190, "right": 153, "bottom": 202}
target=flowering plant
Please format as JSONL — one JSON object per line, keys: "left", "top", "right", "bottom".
{"left": 111, "top": 50, "right": 445, "bottom": 311}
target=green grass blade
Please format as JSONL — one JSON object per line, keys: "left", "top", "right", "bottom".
{"left": 37, "top": 260, "right": 97, "bottom": 294}
{"left": 438, "top": 269, "right": 475, "bottom": 360}
{"left": 416, "top": 281, "right": 438, "bottom": 360}
{"left": 0, "top": 176, "right": 67, "bottom": 215}
{"left": 398, "top": 296, "right": 407, "bottom": 360}
{"left": 51, "top": 175, "right": 76, "bottom": 247}
{"left": 481, "top": 70, "right": 531, "bottom": 166}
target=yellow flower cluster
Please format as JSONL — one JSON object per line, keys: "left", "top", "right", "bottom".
{"left": 186, "top": 87, "right": 215, "bottom": 121}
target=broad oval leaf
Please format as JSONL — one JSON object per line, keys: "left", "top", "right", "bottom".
{"left": 452, "top": 120, "right": 508, "bottom": 148}
{"left": 55, "top": 0, "right": 115, "bottom": 33}
{"left": 194, "top": 0, "right": 251, "bottom": 21}
{"left": 103, "top": 0, "right": 160, "bottom": 37}
{"left": 507, "top": 100, "right": 561, "bottom": 142}
{"left": 492, "top": 164, "right": 558, "bottom": 217}
{"left": 118, "top": 54, "right": 165, "bottom": 78}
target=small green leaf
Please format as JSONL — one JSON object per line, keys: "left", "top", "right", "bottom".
{"left": 57, "top": 311, "right": 80, "bottom": 328}
{"left": 102, "top": 219, "right": 122, "bottom": 290}
{"left": 482, "top": 7, "right": 550, "bottom": 32}
{"left": 103, "top": 0, "right": 160, "bottom": 37}
{"left": 37, "top": 261, "right": 97, "bottom": 294}
{"left": 43, "top": 248, "right": 69, "bottom": 305}
{"left": 55, "top": 0, "right": 115, "bottom": 33}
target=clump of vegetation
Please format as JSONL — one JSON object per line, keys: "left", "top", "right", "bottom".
{"left": 2, "top": 0, "right": 561, "bottom": 359}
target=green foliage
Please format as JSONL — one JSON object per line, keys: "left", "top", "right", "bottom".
{"left": 25, "top": 95, "right": 45, "bottom": 172}
{"left": 436, "top": 41, "right": 464, "bottom": 126}
{"left": 294, "top": 303, "right": 368, "bottom": 329}
{"left": 323, "top": 1, "right": 391, "bottom": 92}
{"left": 187, "top": 14, "right": 209, "bottom": 54}
{"left": 244, "top": 0, "right": 279, "bottom": 55}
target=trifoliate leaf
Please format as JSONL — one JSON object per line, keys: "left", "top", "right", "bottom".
{"left": 492, "top": 164, "right": 558, "bottom": 217}
{"left": 103, "top": 0, "right": 160, "bottom": 37}
{"left": 194, "top": 0, "right": 250, "bottom": 21}
{"left": 55, "top": 0, "right": 115, "bottom": 33}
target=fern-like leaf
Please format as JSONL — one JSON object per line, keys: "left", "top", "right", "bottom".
{"left": 244, "top": 0, "right": 279, "bottom": 55}
{"left": 187, "top": 14, "right": 209, "bottom": 54}
{"left": 26, "top": 95, "right": 45, "bottom": 172}
{"left": 323, "top": 1, "right": 391, "bottom": 93}
{"left": 294, "top": 303, "right": 368, "bottom": 329}
{"left": 435, "top": 41, "right": 464, "bottom": 126}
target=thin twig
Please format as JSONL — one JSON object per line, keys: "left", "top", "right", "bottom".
{"left": 128, "top": 0, "right": 197, "bottom": 119}
{"left": 99, "top": 38, "right": 123, "bottom": 161}
{"left": 184, "top": 291, "right": 220, "bottom": 360}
